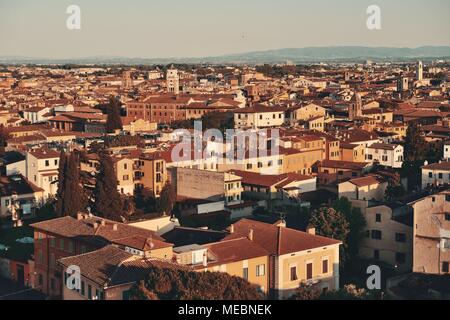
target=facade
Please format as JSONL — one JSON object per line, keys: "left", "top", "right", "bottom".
{"left": 174, "top": 167, "right": 243, "bottom": 205}
{"left": 0, "top": 175, "right": 44, "bottom": 222}
{"left": 410, "top": 192, "right": 450, "bottom": 275}
{"left": 30, "top": 213, "right": 168, "bottom": 298}
{"left": 25, "top": 149, "right": 60, "bottom": 199}
{"left": 223, "top": 219, "right": 341, "bottom": 299}
{"left": 421, "top": 161, "right": 450, "bottom": 189}
{"left": 366, "top": 143, "right": 404, "bottom": 169}
{"left": 338, "top": 175, "right": 388, "bottom": 202}
{"left": 166, "top": 67, "right": 180, "bottom": 95}
{"left": 234, "top": 105, "right": 285, "bottom": 130}
{"left": 359, "top": 203, "right": 413, "bottom": 272}
{"left": 136, "top": 154, "right": 167, "bottom": 197}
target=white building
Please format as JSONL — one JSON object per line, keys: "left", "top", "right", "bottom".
{"left": 366, "top": 143, "right": 404, "bottom": 168}
{"left": 25, "top": 149, "right": 60, "bottom": 199}
{"left": 444, "top": 142, "right": 450, "bottom": 160}
{"left": 421, "top": 161, "right": 450, "bottom": 189}
{"left": 234, "top": 104, "right": 285, "bottom": 130}
{"left": 22, "top": 106, "right": 51, "bottom": 124}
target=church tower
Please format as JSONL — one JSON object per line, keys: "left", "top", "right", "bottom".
{"left": 416, "top": 61, "right": 423, "bottom": 81}
{"left": 122, "top": 70, "right": 133, "bottom": 89}
{"left": 166, "top": 65, "right": 180, "bottom": 95}
{"left": 349, "top": 93, "right": 362, "bottom": 120}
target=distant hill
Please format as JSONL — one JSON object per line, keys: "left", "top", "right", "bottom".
{"left": 214, "top": 46, "right": 450, "bottom": 63}
{"left": 1, "top": 46, "right": 450, "bottom": 65}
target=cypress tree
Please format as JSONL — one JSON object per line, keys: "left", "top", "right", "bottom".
{"left": 56, "top": 151, "right": 86, "bottom": 217}
{"left": 93, "top": 152, "right": 123, "bottom": 221}
{"left": 106, "top": 97, "right": 123, "bottom": 133}
{"left": 55, "top": 151, "right": 67, "bottom": 217}
{"left": 64, "top": 152, "right": 87, "bottom": 217}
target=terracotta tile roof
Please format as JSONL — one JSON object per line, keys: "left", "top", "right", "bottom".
{"left": 0, "top": 175, "right": 44, "bottom": 197}
{"left": 224, "top": 219, "right": 340, "bottom": 255}
{"left": 28, "top": 148, "right": 60, "bottom": 159}
{"left": 113, "top": 235, "right": 173, "bottom": 251}
{"left": 368, "top": 143, "right": 401, "bottom": 151}
{"left": 204, "top": 237, "right": 269, "bottom": 267}
{"left": 234, "top": 104, "right": 286, "bottom": 114}
{"left": 422, "top": 161, "right": 450, "bottom": 171}
{"left": 347, "top": 175, "right": 386, "bottom": 187}
{"left": 58, "top": 245, "right": 182, "bottom": 287}
{"left": 31, "top": 214, "right": 165, "bottom": 247}
{"left": 320, "top": 159, "right": 369, "bottom": 171}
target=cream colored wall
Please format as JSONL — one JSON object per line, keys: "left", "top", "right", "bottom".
{"left": 146, "top": 246, "right": 173, "bottom": 260}
{"left": 282, "top": 149, "right": 322, "bottom": 175}
{"left": 360, "top": 205, "right": 412, "bottom": 272}
{"left": 412, "top": 193, "right": 450, "bottom": 274}
{"left": 293, "top": 104, "right": 326, "bottom": 121}
{"left": 202, "top": 255, "right": 269, "bottom": 293}
{"left": 116, "top": 158, "right": 135, "bottom": 195}
{"left": 277, "top": 244, "right": 340, "bottom": 299}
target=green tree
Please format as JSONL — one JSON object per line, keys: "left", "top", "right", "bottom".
{"left": 56, "top": 151, "right": 86, "bottom": 217}
{"left": 55, "top": 150, "right": 67, "bottom": 217}
{"left": 404, "top": 124, "right": 426, "bottom": 162}
{"left": 0, "top": 125, "right": 9, "bottom": 155}
{"left": 289, "top": 284, "right": 321, "bottom": 300}
{"left": 130, "top": 266, "right": 264, "bottom": 300}
{"left": 93, "top": 152, "right": 124, "bottom": 221}
{"left": 309, "top": 207, "right": 350, "bottom": 264}
{"left": 332, "top": 198, "right": 366, "bottom": 260}
{"left": 106, "top": 96, "right": 123, "bottom": 133}
{"left": 157, "top": 183, "right": 176, "bottom": 215}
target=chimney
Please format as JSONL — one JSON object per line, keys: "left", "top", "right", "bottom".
{"left": 307, "top": 226, "right": 316, "bottom": 235}
{"left": 229, "top": 224, "right": 234, "bottom": 234}
{"left": 100, "top": 220, "right": 106, "bottom": 227}
{"left": 76, "top": 213, "right": 84, "bottom": 220}
{"left": 248, "top": 229, "right": 254, "bottom": 241}
{"left": 113, "top": 224, "right": 118, "bottom": 231}
{"left": 93, "top": 222, "right": 99, "bottom": 229}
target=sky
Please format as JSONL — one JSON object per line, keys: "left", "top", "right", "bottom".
{"left": 0, "top": 0, "right": 449, "bottom": 59}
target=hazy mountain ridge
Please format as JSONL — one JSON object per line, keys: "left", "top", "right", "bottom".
{"left": 1, "top": 46, "right": 450, "bottom": 65}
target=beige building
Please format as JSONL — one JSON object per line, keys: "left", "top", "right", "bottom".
{"left": 410, "top": 191, "right": 450, "bottom": 275}
{"left": 358, "top": 203, "right": 413, "bottom": 272}
{"left": 59, "top": 245, "right": 174, "bottom": 300}
{"left": 174, "top": 167, "right": 243, "bottom": 205}
{"left": 223, "top": 219, "right": 341, "bottom": 299}
{"left": 338, "top": 175, "right": 388, "bottom": 202}
{"left": 25, "top": 148, "right": 60, "bottom": 199}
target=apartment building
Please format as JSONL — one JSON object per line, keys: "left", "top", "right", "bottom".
{"left": 25, "top": 148, "right": 60, "bottom": 198}
{"left": 30, "top": 213, "right": 168, "bottom": 298}
{"left": 409, "top": 191, "right": 450, "bottom": 275}
{"left": 359, "top": 203, "right": 413, "bottom": 272}
{"left": 338, "top": 175, "right": 388, "bottom": 202}
{"left": 185, "top": 237, "right": 270, "bottom": 294}
{"left": 59, "top": 245, "right": 174, "bottom": 300}
{"left": 112, "top": 157, "right": 135, "bottom": 195}
{"left": 223, "top": 219, "right": 341, "bottom": 299}
{"left": 136, "top": 153, "right": 167, "bottom": 197}
{"left": 234, "top": 105, "right": 285, "bottom": 130}
{"left": 174, "top": 167, "right": 243, "bottom": 205}
{"left": 340, "top": 143, "right": 365, "bottom": 163}
{"left": 0, "top": 174, "right": 44, "bottom": 222}
{"left": 366, "top": 143, "right": 404, "bottom": 169}
{"left": 421, "top": 161, "right": 450, "bottom": 189}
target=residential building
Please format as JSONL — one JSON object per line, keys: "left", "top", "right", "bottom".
{"left": 409, "top": 191, "right": 450, "bottom": 275}
{"left": 366, "top": 143, "right": 404, "bottom": 168}
{"left": 25, "top": 148, "right": 60, "bottom": 198}
{"left": 421, "top": 161, "right": 450, "bottom": 189}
